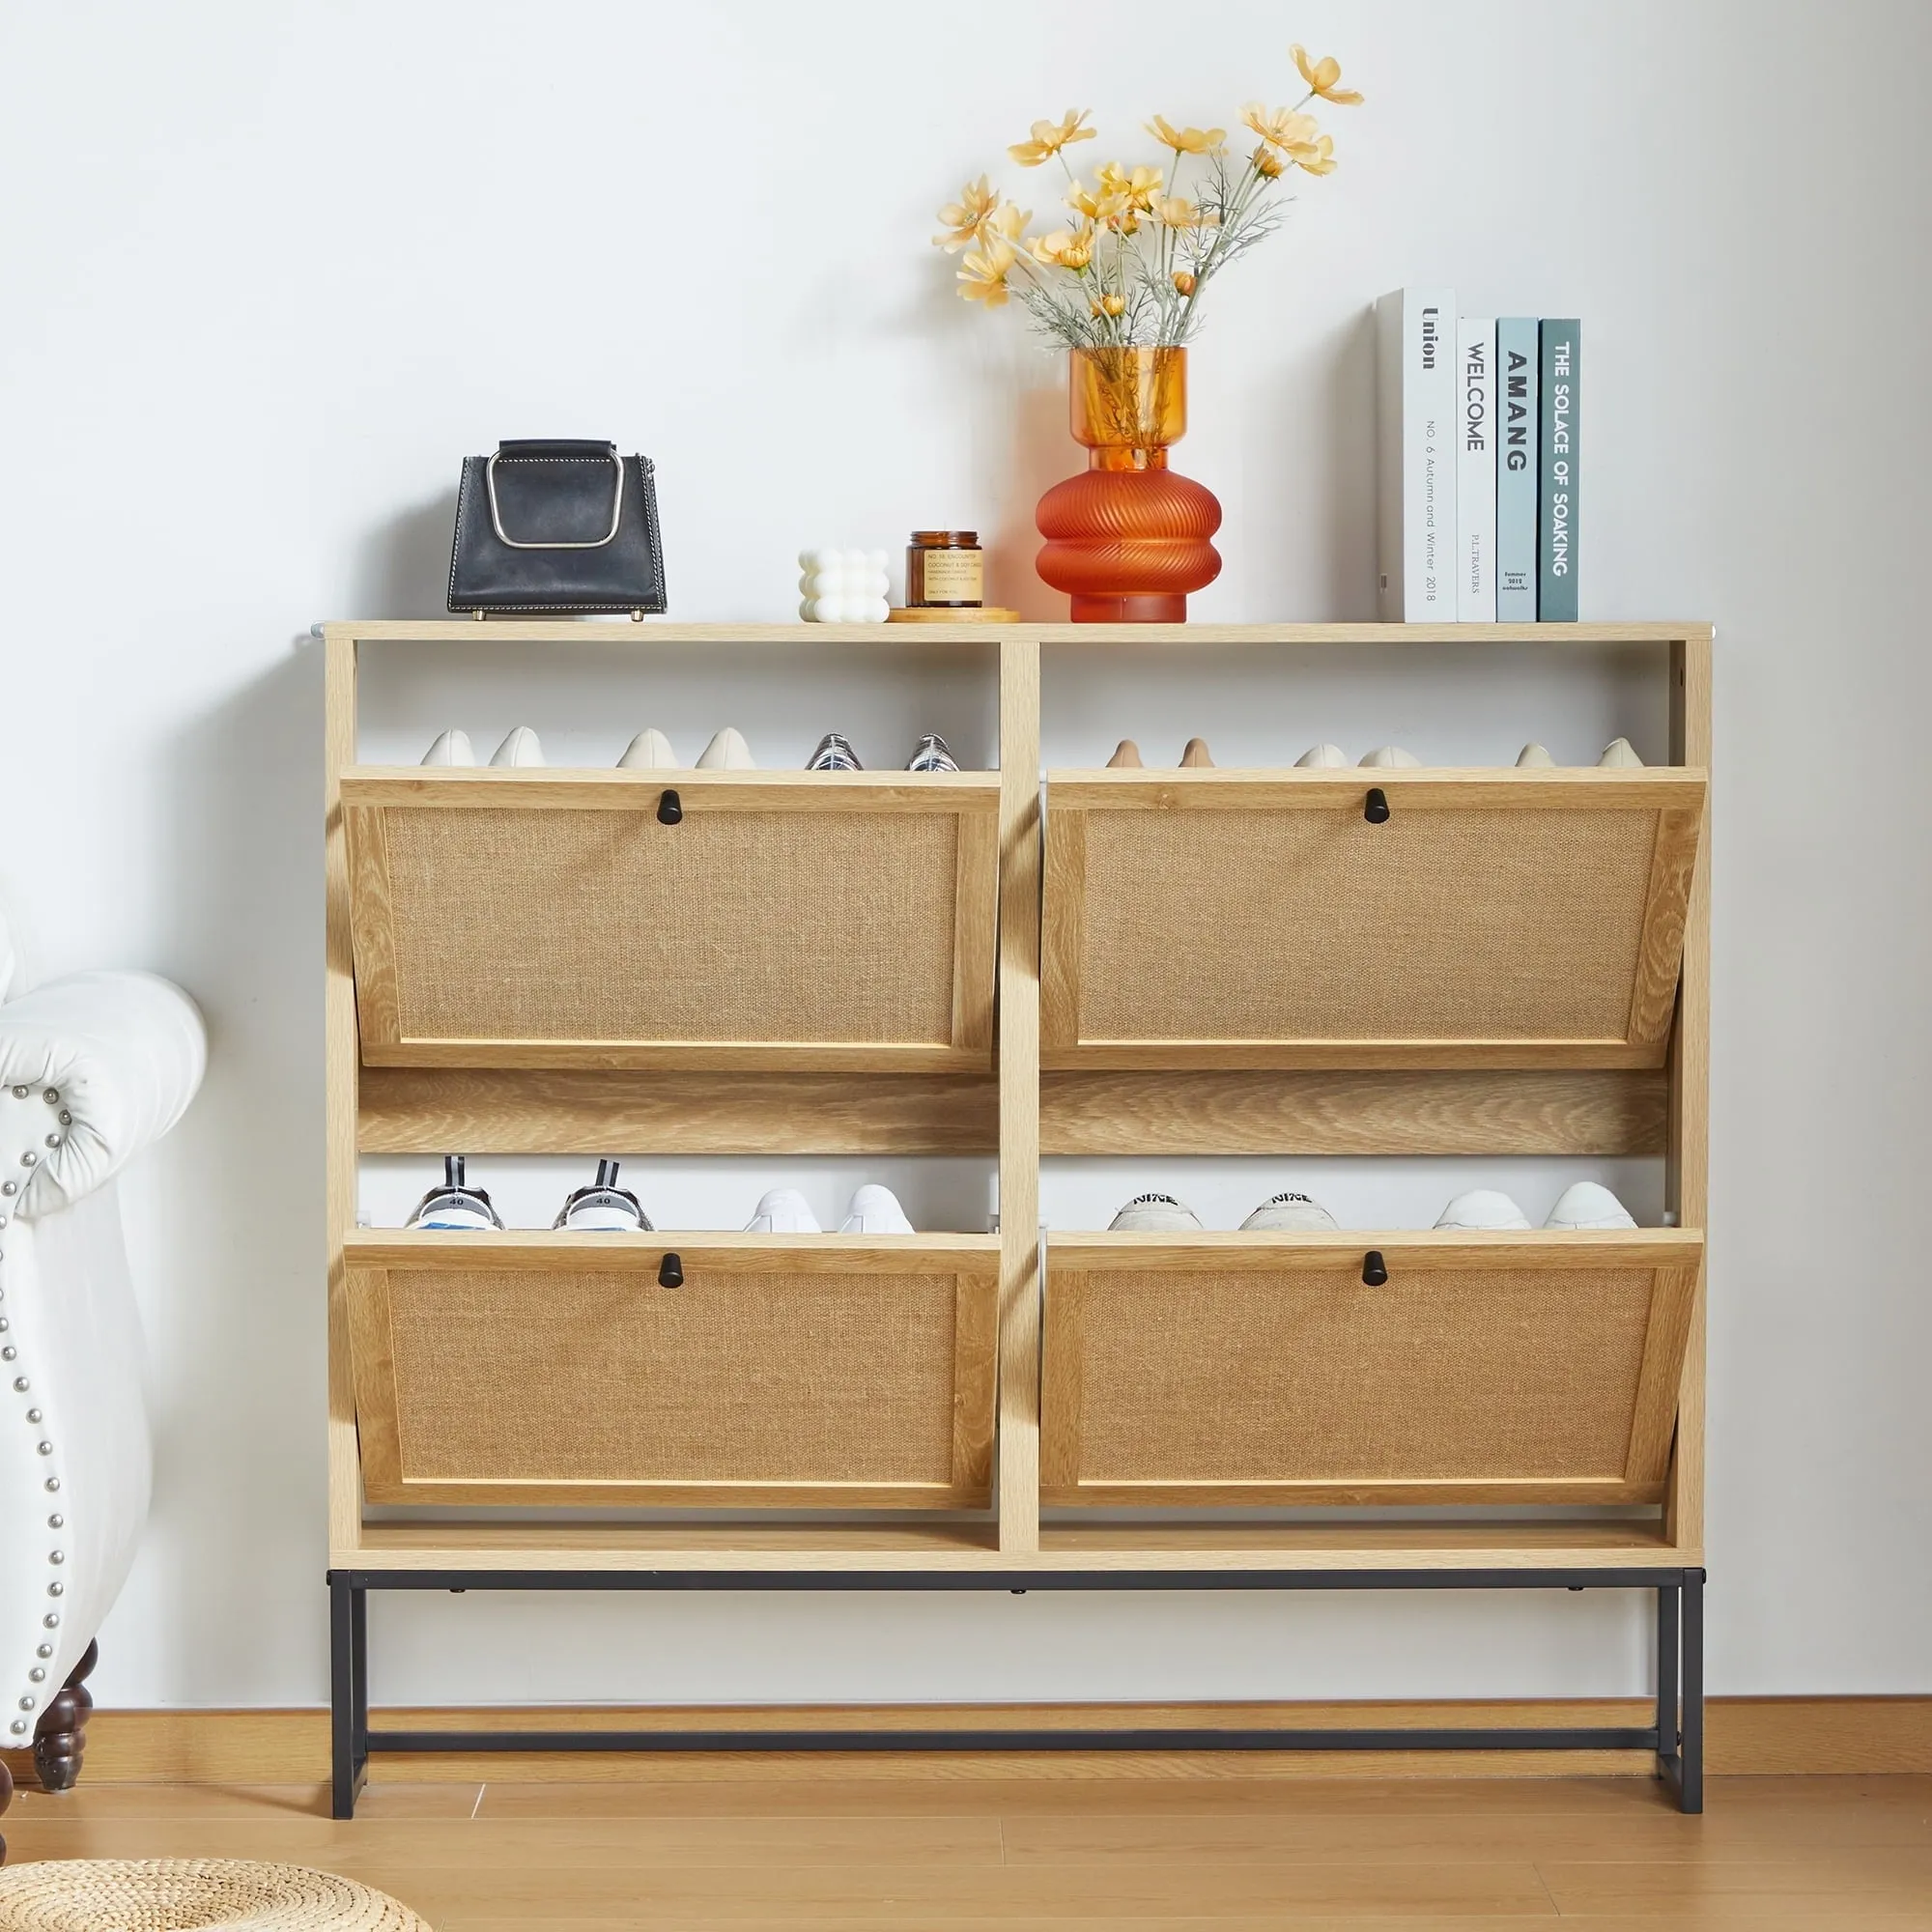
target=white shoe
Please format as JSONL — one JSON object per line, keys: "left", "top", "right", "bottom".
{"left": 490, "top": 726, "right": 546, "bottom": 767}
{"left": 696, "top": 726, "right": 757, "bottom": 771}
{"left": 1435, "top": 1188, "right": 1531, "bottom": 1231}
{"left": 421, "top": 729, "right": 477, "bottom": 767}
{"left": 1360, "top": 746, "right": 1422, "bottom": 768}
{"left": 1598, "top": 738, "right": 1644, "bottom": 767}
{"left": 1240, "top": 1190, "right": 1339, "bottom": 1232}
{"left": 838, "top": 1183, "right": 914, "bottom": 1234}
{"left": 1516, "top": 742, "right": 1555, "bottom": 768}
{"left": 745, "top": 1186, "right": 821, "bottom": 1234}
{"left": 1108, "top": 1192, "right": 1204, "bottom": 1232}
{"left": 1543, "top": 1181, "right": 1636, "bottom": 1230}
{"left": 407, "top": 1156, "right": 503, "bottom": 1232}
{"left": 617, "top": 729, "right": 679, "bottom": 771}
{"left": 554, "top": 1159, "right": 651, "bottom": 1232}
{"left": 1294, "top": 744, "right": 1349, "bottom": 768}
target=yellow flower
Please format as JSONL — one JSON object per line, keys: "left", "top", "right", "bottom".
{"left": 1009, "top": 109, "right": 1096, "bottom": 167}
{"left": 1030, "top": 222, "right": 1095, "bottom": 270}
{"left": 1241, "top": 103, "right": 1321, "bottom": 152}
{"left": 932, "top": 175, "right": 998, "bottom": 252}
{"left": 955, "top": 238, "right": 1016, "bottom": 306}
{"left": 1172, "top": 270, "right": 1197, "bottom": 297}
{"left": 1293, "top": 132, "right": 1337, "bottom": 175}
{"left": 1065, "top": 177, "right": 1127, "bottom": 225}
{"left": 1248, "top": 141, "right": 1286, "bottom": 180}
{"left": 1145, "top": 115, "right": 1226, "bottom": 155}
{"left": 1151, "top": 194, "right": 1216, "bottom": 230}
{"left": 1096, "top": 160, "right": 1164, "bottom": 211}
{"left": 1095, "top": 293, "right": 1126, "bottom": 318}
{"left": 1292, "top": 44, "right": 1363, "bottom": 105}
{"left": 983, "top": 201, "right": 1032, "bottom": 246}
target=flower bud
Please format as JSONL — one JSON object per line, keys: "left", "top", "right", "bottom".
{"left": 1173, "top": 271, "right": 1197, "bottom": 297}
{"left": 1099, "top": 293, "right": 1126, "bottom": 317}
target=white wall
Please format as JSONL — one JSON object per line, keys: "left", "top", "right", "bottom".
{"left": 3, "top": 0, "right": 1928, "bottom": 1710}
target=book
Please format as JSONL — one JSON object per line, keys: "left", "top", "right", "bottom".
{"left": 1374, "top": 288, "right": 1457, "bottom": 620}
{"left": 1494, "top": 318, "right": 1539, "bottom": 621}
{"left": 1456, "top": 317, "right": 1495, "bottom": 620}
{"left": 1538, "top": 318, "right": 1580, "bottom": 621}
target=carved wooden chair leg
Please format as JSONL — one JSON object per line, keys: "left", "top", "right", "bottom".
{"left": 32, "top": 1639, "right": 98, "bottom": 1794}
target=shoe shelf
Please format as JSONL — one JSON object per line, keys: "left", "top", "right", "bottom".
{"left": 340, "top": 766, "right": 1000, "bottom": 1073}
{"left": 324, "top": 621, "right": 1710, "bottom": 1577}
{"left": 1041, "top": 766, "right": 1706, "bottom": 1072}
{"left": 1039, "top": 1229, "right": 1702, "bottom": 1509}
{"left": 342, "top": 1230, "right": 1000, "bottom": 1509}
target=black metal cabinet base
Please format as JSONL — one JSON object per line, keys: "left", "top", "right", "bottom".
{"left": 327, "top": 1566, "right": 1705, "bottom": 1819}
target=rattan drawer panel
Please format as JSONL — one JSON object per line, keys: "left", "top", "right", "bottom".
{"left": 344, "top": 1234, "right": 999, "bottom": 1508}
{"left": 1041, "top": 769, "right": 1705, "bottom": 1069}
{"left": 1040, "top": 1231, "right": 1702, "bottom": 1507}
{"left": 341, "top": 770, "right": 999, "bottom": 1070}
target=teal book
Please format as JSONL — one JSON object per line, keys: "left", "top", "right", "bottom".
{"left": 1494, "top": 318, "right": 1539, "bottom": 621}
{"left": 1538, "top": 319, "right": 1579, "bottom": 620}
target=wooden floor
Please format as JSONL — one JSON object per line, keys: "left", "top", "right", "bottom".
{"left": 3, "top": 1773, "right": 1930, "bottom": 1927}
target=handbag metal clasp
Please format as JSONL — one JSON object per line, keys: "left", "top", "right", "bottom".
{"left": 484, "top": 448, "right": 625, "bottom": 550}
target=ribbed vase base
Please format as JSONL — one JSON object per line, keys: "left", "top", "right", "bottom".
{"left": 1069, "top": 593, "right": 1188, "bottom": 623}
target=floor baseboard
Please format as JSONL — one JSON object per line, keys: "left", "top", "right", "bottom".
{"left": 7, "top": 1696, "right": 1931, "bottom": 1786}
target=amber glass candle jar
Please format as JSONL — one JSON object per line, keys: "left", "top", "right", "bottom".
{"left": 906, "top": 530, "right": 983, "bottom": 608}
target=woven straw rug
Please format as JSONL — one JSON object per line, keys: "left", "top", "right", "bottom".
{"left": 0, "top": 1861, "right": 429, "bottom": 1932}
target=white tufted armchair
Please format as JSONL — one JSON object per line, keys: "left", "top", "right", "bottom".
{"left": 0, "top": 907, "right": 204, "bottom": 1854}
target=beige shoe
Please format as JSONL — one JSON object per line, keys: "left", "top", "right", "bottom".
{"left": 1543, "top": 1181, "right": 1636, "bottom": 1231}
{"left": 696, "top": 726, "right": 756, "bottom": 770}
{"left": 490, "top": 726, "right": 545, "bottom": 767}
{"left": 1107, "top": 739, "right": 1144, "bottom": 769}
{"left": 1598, "top": 737, "right": 1644, "bottom": 767}
{"left": 1435, "top": 1188, "right": 1532, "bottom": 1231}
{"left": 617, "top": 728, "right": 678, "bottom": 770}
{"left": 1516, "top": 742, "right": 1555, "bottom": 768}
{"left": 1294, "top": 744, "right": 1350, "bottom": 768}
{"left": 421, "top": 729, "right": 476, "bottom": 767}
{"left": 1359, "top": 745, "right": 1421, "bottom": 768}
{"left": 1179, "top": 737, "right": 1214, "bottom": 768}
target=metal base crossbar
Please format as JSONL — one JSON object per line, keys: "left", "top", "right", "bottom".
{"left": 327, "top": 1565, "right": 1704, "bottom": 1819}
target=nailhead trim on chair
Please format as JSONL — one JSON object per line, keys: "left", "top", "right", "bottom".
{"left": 2, "top": 1080, "right": 67, "bottom": 1737}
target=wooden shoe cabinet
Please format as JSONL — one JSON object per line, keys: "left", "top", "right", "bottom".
{"left": 324, "top": 619, "right": 1712, "bottom": 1812}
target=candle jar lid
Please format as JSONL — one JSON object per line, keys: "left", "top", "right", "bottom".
{"left": 911, "top": 530, "right": 980, "bottom": 547}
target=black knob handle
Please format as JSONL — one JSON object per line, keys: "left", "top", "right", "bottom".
{"left": 1361, "top": 1250, "right": 1388, "bottom": 1286}
{"left": 1363, "top": 786, "right": 1390, "bottom": 824}
{"left": 657, "top": 789, "right": 683, "bottom": 825}
{"left": 658, "top": 1252, "right": 684, "bottom": 1288}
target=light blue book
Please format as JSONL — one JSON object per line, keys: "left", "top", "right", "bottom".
{"left": 1494, "top": 318, "right": 1539, "bottom": 622}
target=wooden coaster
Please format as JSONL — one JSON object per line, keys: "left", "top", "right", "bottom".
{"left": 887, "top": 606, "right": 1021, "bottom": 624}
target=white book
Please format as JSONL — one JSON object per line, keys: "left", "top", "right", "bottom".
{"left": 1457, "top": 316, "right": 1496, "bottom": 621}
{"left": 1375, "top": 288, "right": 1457, "bottom": 620}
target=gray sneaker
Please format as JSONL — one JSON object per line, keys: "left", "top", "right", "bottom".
{"left": 408, "top": 1155, "right": 503, "bottom": 1232}
{"left": 905, "top": 733, "right": 958, "bottom": 773}
{"left": 808, "top": 732, "right": 864, "bottom": 771}
{"left": 554, "top": 1159, "right": 651, "bottom": 1232}
{"left": 1240, "top": 1190, "right": 1339, "bottom": 1232}
{"left": 1108, "top": 1192, "right": 1204, "bottom": 1232}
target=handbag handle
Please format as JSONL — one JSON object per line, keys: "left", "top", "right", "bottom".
{"left": 485, "top": 441, "right": 624, "bottom": 551}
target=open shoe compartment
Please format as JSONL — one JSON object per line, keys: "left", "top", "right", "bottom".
{"left": 344, "top": 1231, "right": 1000, "bottom": 1508}
{"left": 341, "top": 767, "right": 1000, "bottom": 1071}
{"left": 1042, "top": 767, "right": 1706, "bottom": 1069}
{"left": 1041, "top": 1229, "right": 1703, "bottom": 1508}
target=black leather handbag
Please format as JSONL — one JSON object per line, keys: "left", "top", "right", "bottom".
{"left": 447, "top": 440, "right": 666, "bottom": 614}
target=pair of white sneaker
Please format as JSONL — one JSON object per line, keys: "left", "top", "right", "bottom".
{"left": 1290, "top": 739, "right": 1645, "bottom": 770}
{"left": 745, "top": 1184, "right": 914, "bottom": 1235}
{"left": 1435, "top": 1182, "right": 1635, "bottom": 1231}
{"left": 420, "top": 726, "right": 759, "bottom": 771}
{"left": 1108, "top": 1190, "right": 1339, "bottom": 1233}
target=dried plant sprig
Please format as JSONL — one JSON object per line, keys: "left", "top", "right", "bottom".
{"left": 930, "top": 43, "right": 1362, "bottom": 350}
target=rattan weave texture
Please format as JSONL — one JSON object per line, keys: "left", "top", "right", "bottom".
{"left": 0, "top": 1861, "right": 428, "bottom": 1932}
{"left": 384, "top": 1267, "right": 960, "bottom": 1482}
{"left": 384, "top": 808, "right": 959, "bottom": 1043}
{"left": 1077, "top": 808, "right": 1657, "bottom": 1040}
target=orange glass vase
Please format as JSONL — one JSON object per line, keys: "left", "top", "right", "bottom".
{"left": 1035, "top": 347, "right": 1222, "bottom": 623}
